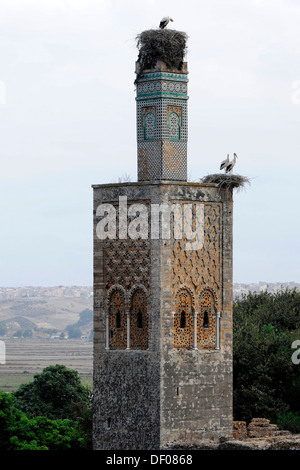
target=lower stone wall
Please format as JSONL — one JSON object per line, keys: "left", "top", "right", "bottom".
{"left": 93, "top": 351, "right": 160, "bottom": 450}
{"left": 160, "top": 350, "right": 233, "bottom": 445}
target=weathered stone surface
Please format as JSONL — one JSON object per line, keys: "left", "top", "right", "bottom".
{"left": 163, "top": 435, "right": 300, "bottom": 450}
{"left": 246, "top": 418, "right": 282, "bottom": 438}
{"left": 232, "top": 420, "right": 247, "bottom": 440}
{"left": 92, "top": 181, "right": 233, "bottom": 450}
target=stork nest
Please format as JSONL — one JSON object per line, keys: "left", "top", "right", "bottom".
{"left": 200, "top": 174, "right": 251, "bottom": 191}
{"left": 135, "top": 29, "right": 188, "bottom": 74}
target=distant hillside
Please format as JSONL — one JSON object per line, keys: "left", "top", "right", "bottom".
{"left": 65, "top": 309, "right": 93, "bottom": 339}
{"left": 0, "top": 290, "right": 92, "bottom": 338}
{"left": 0, "top": 316, "right": 37, "bottom": 336}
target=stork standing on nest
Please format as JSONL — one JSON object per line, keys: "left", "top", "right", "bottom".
{"left": 220, "top": 154, "right": 230, "bottom": 171}
{"left": 159, "top": 16, "right": 173, "bottom": 29}
{"left": 225, "top": 153, "right": 238, "bottom": 173}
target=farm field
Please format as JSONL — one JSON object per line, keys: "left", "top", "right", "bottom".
{"left": 0, "top": 337, "right": 93, "bottom": 392}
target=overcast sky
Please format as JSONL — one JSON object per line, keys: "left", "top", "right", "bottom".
{"left": 0, "top": 0, "right": 299, "bottom": 287}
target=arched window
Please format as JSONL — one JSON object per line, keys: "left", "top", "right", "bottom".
{"left": 130, "top": 289, "right": 148, "bottom": 350}
{"left": 174, "top": 289, "right": 193, "bottom": 349}
{"left": 115, "top": 309, "right": 121, "bottom": 329}
{"left": 198, "top": 289, "right": 216, "bottom": 349}
{"left": 143, "top": 111, "right": 156, "bottom": 140}
{"left": 137, "top": 309, "right": 143, "bottom": 329}
{"left": 180, "top": 310, "right": 186, "bottom": 329}
{"left": 168, "top": 111, "right": 181, "bottom": 140}
{"left": 108, "top": 289, "right": 126, "bottom": 349}
{"left": 203, "top": 310, "right": 209, "bottom": 328}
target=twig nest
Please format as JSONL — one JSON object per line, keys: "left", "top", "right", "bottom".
{"left": 200, "top": 174, "right": 251, "bottom": 191}
{"left": 136, "top": 29, "right": 188, "bottom": 73}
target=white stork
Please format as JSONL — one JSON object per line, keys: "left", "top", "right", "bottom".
{"left": 220, "top": 154, "right": 229, "bottom": 171}
{"left": 225, "top": 153, "right": 238, "bottom": 173}
{"left": 159, "top": 16, "right": 173, "bottom": 29}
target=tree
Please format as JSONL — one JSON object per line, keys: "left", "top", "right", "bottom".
{"left": 233, "top": 289, "right": 300, "bottom": 425}
{"left": 0, "top": 391, "right": 87, "bottom": 450}
{"left": 13, "top": 364, "right": 91, "bottom": 421}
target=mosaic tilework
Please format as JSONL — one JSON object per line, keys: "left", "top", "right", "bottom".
{"left": 142, "top": 106, "right": 157, "bottom": 140}
{"left": 137, "top": 99, "right": 188, "bottom": 142}
{"left": 136, "top": 67, "right": 188, "bottom": 181}
{"left": 136, "top": 72, "right": 188, "bottom": 101}
{"left": 162, "top": 140, "right": 187, "bottom": 179}
{"left": 167, "top": 106, "right": 182, "bottom": 140}
{"left": 137, "top": 140, "right": 187, "bottom": 181}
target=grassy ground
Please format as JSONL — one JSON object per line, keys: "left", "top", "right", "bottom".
{"left": 0, "top": 373, "right": 93, "bottom": 393}
{"left": 0, "top": 337, "right": 93, "bottom": 392}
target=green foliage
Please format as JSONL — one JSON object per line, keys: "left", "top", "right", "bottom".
{"left": 0, "top": 391, "right": 87, "bottom": 450}
{"left": 13, "top": 364, "right": 91, "bottom": 421}
{"left": 276, "top": 411, "right": 300, "bottom": 434}
{"left": 1, "top": 364, "right": 92, "bottom": 449}
{"left": 233, "top": 288, "right": 300, "bottom": 425}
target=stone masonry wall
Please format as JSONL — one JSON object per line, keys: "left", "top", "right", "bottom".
{"left": 93, "top": 182, "right": 161, "bottom": 450}
{"left": 159, "top": 183, "right": 233, "bottom": 445}
{"left": 92, "top": 181, "right": 233, "bottom": 450}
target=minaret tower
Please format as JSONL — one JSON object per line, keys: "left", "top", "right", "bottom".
{"left": 92, "top": 27, "right": 233, "bottom": 450}
{"left": 136, "top": 59, "right": 188, "bottom": 181}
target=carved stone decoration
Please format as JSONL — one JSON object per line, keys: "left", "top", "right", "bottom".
{"left": 104, "top": 239, "right": 150, "bottom": 292}
{"left": 102, "top": 202, "right": 151, "bottom": 350}
{"left": 172, "top": 202, "right": 222, "bottom": 349}
{"left": 130, "top": 288, "right": 148, "bottom": 350}
{"left": 108, "top": 288, "right": 126, "bottom": 349}
{"left": 197, "top": 288, "right": 217, "bottom": 349}
{"left": 174, "top": 288, "right": 194, "bottom": 349}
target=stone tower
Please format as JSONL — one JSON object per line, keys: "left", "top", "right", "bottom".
{"left": 92, "top": 29, "right": 233, "bottom": 450}
{"left": 136, "top": 60, "right": 188, "bottom": 181}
